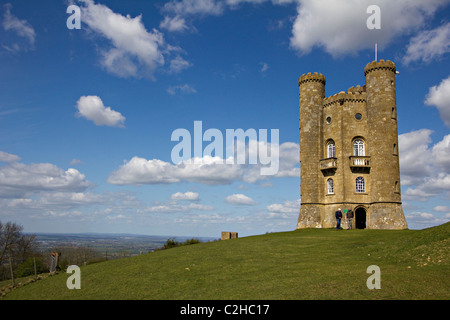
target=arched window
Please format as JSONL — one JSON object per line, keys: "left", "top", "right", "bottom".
{"left": 327, "top": 140, "right": 335, "bottom": 158}
{"left": 356, "top": 177, "right": 365, "bottom": 193}
{"left": 327, "top": 178, "right": 334, "bottom": 194}
{"left": 353, "top": 139, "right": 365, "bottom": 156}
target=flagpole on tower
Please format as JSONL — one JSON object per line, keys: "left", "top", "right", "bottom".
{"left": 375, "top": 42, "right": 378, "bottom": 62}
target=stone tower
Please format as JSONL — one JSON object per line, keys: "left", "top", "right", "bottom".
{"left": 297, "top": 60, "right": 408, "bottom": 230}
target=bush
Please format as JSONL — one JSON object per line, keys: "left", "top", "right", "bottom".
{"left": 158, "top": 238, "right": 202, "bottom": 250}
{"left": 14, "top": 256, "right": 47, "bottom": 278}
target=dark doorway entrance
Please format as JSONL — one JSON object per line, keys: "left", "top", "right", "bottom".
{"left": 355, "top": 207, "right": 366, "bottom": 229}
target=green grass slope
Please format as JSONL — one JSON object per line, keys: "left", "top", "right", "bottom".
{"left": 3, "top": 223, "right": 449, "bottom": 300}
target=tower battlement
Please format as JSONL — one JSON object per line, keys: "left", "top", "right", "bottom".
{"left": 297, "top": 60, "right": 407, "bottom": 230}
{"left": 364, "top": 59, "right": 396, "bottom": 76}
{"left": 298, "top": 72, "right": 326, "bottom": 86}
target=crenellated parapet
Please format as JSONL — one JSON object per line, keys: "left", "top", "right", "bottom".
{"left": 323, "top": 89, "right": 366, "bottom": 108}
{"left": 364, "top": 59, "right": 396, "bottom": 76}
{"left": 298, "top": 72, "right": 326, "bottom": 86}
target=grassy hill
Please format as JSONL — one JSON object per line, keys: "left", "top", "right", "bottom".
{"left": 2, "top": 223, "right": 449, "bottom": 300}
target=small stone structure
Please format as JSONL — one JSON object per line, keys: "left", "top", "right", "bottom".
{"left": 221, "top": 231, "right": 238, "bottom": 240}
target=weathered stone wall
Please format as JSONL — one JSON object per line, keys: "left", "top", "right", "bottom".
{"left": 297, "top": 73, "right": 326, "bottom": 229}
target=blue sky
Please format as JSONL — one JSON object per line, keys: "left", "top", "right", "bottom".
{"left": 0, "top": 0, "right": 449, "bottom": 237}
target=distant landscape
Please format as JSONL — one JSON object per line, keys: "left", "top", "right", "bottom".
{"left": 33, "top": 233, "right": 217, "bottom": 258}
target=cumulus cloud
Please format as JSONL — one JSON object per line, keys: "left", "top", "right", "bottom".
{"left": 75, "top": 95, "right": 125, "bottom": 127}
{"left": 399, "top": 129, "right": 434, "bottom": 185}
{"left": 225, "top": 193, "right": 257, "bottom": 205}
{"left": 170, "top": 191, "right": 199, "bottom": 200}
{"left": 399, "top": 130, "right": 450, "bottom": 202}
{"left": 141, "top": 192, "right": 213, "bottom": 213}
{"left": 108, "top": 156, "right": 242, "bottom": 185}
{"left": 107, "top": 142, "right": 299, "bottom": 186}
{"left": 0, "top": 153, "right": 92, "bottom": 198}
{"left": 432, "top": 134, "right": 450, "bottom": 171}
{"left": 2, "top": 3, "right": 36, "bottom": 52}
{"left": 405, "top": 211, "right": 450, "bottom": 229}
{"left": 79, "top": 0, "right": 190, "bottom": 78}
{"left": 267, "top": 199, "right": 300, "bottom": 214}
{"left": 0, "top": 150, "right": 20, "bottom": 163}
{"left": 425, "top": 76, "right": 450, "bottom": 127}
{"left": 434, "top": 205, "right": 450, "bottom": 212}
{"left": 403, "top": 22, "right": 450, "bottom": 65}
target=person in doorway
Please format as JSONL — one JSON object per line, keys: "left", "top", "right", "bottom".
{"left": 346, "top": 208, "right": 354, "bottom": 229}
{"left": 335, "top": 208, "right": 343, "bottom": 230}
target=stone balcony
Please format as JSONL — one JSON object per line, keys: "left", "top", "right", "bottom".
{"left": 349, "top": 156, "right": 371, "bottom": 172}
{"left": 319, "top": 158, "right": 337, "bottom": 175}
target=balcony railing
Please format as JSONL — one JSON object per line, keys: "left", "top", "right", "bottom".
{"left": 320, "top": 158, "right": 337, "bottom": 172}
{"left": 349, "top": 156, "right": 371, "bottom": 168}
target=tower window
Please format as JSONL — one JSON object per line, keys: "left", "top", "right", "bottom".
{"left": 326, "top": 116, "right": 331, "bottom": 124}
{"left": 327, "top": 178, "right": 334, "bottom": 194}
{"left": 327, "top": 140, "right": 336, "bottom": 158}
{"left": 355, "top": 113, "right": 362, "bottom": 120}
{"left": 356, "top": 177, "right": 366, "bottom": 193}
{"left": 353, "top": 139, "right": 365, "bottom": 156}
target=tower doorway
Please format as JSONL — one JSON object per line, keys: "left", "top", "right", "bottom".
{"left": 355, "top": 207, "right": 366, "bottom": 229}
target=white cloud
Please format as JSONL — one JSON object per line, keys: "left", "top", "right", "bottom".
{"left": 403, "top": 173, "right": 450, "bottom": 202}
{"left": 162, "top": 0, "right": 225, "bottom": 16}
{"left": 225, "top": 193, "right": 257, "bottom": 205}
{"left": 0, "top": 156, "right": 92, "bottom": 198}
{"left": 425, "top": 76, "right": 450, "bottom": 127}
{"left": 75, "top": 95, "right": 125, "bottom": 127}
{"left": 432, "top": 134, "right": 450, "bottom": 171}
{"left": 405, "top": 211, "right": 450, "bottom": 229}
{"left": 107, "top": 142, "right": 299, "bottom": 186}
{"left": 142, "top": 201, "right": 213, "bottom": 213}
{"left": 2, "top": 3, "right": 35, "bottom": 51}
{"left": 0, "top": 150, "right": 20, "bottom": 163}
{"left": 399, "top": 130, "right": 450, "bottom": 202}
{"left": 167, "top": 83, "right": 197, "bottom": 95}
{"left": 159, "top": 15, "right": 189, "bottom": 32}
{"left": 170, "top": 191, "right": 199, "bottom": 200}
{"left": 108, "top": 156, "right": 242, "bottom": 185}
{"left": 403, "top": 22, "right": 450, "bottom": 65}
{"left": 168, "top": 55, "right": 192, "bottom": 73}
{"left": 79, "top": 0, "right": 166, "bottom": 78}
{"left": 398, "top": 129, "right": 434, "bottom": 185}
{"left": 267, "top": 199, "right": 300, "bottom": 214}
{"left": 289, "top": 0, "right": 448, "bottom": 56}
{"left": 434, "top": 205, "right": 450, "bottom": 212}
